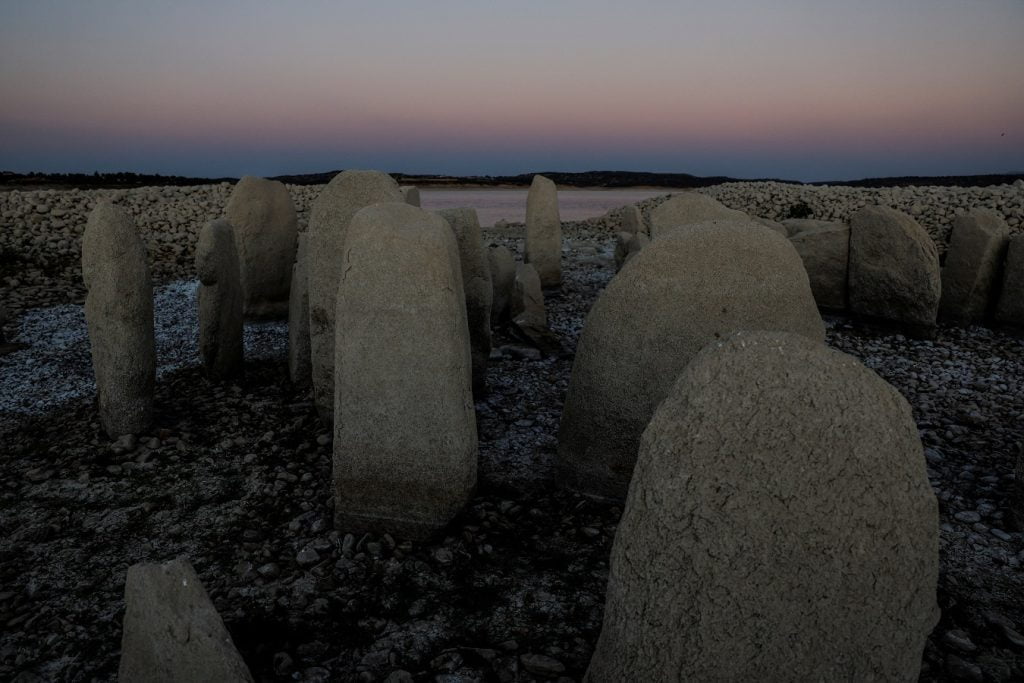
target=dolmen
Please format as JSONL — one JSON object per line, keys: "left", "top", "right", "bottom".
{"left": 939, "top": 209, "right": 1009, "bottom": 325}
{"left": 558, "top": 221, "right": 824, "bottom": 499}
{"left": 848, "top": 206, "right": 941, "bottom": 335}
{"left": 82, "top": 200, "right": 155, "bottom": 437}
{"left": 224, "top": 176, "right": 298, "bottom": 319}
{"left": 585, "top": 331, "right": 939, "bottom": 681}
{"left": 333, "top": 203, "right": 477, "bottom": 540}
{"left": 119, "top": 557, "right": 253, "bottom": 682}
{"left": 437, "top": 208, "right": 493, "bottom": 397}
{"left": 196, "top": 219, "right": 243, "bottom": 379}
{"left": 524, "top": 174, "right": 562, "bottom": 287}
{"left": 308, "top": 170, "right": 404, "bottom": 423}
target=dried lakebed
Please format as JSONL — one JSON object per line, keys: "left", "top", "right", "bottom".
{"left": 1, "top": 237, "right": 1023, "bottom": 681}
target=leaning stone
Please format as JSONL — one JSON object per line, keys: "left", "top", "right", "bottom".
{"left": 308, "top": 170, "right": 404, "bottom": 423}
{"left": 438, "top": 208, "right": 493, "bottom": 397}
{"left": 648, "top": 192, "right": 748, "bottom": 240}
{"left": 525, "top": 175, "right": 562, "bottom": 287}
{"left": 82, "top": 200, "right": 155, "bottom": 437}
{"left": 614, "top": 231, "right": 649, "bottom": 272}
{"left": 119, "top": 557, "right": 253, "bottom": 682}
{"left": 558, "top": 221, "right": 823, "bottom": 499}
{"left": 586, "top": 331, "right": 938, "bottom": 682}
{"left": 939, "top": 209, "right": 1010, "bottom": 325}
{"left": 333, "top": 203, "right": 476, "bottom": 540}
{"left": 288, "top": 234, "right": 311, "bottom": 386}
{"left": 400, "top": 186, "right": 421, "bottom": 207}
{"left": 196, "top": 219, "right": 244, "bottom": 379}
{"left": 848, "top": 206, "right": 941, "bottom": 333}
{"left": 620, "top": 204, "right": 643, "bottom": 235}
{"left": 224, "top": 176, "right": 298, "bottom": 319}
{"left": 487, "top": 245, "right": 516, "bottom": 326}
{"left": 995, "top": 235, "right": 1024, "bottom": 327}
{"left": 789, "top": 221, "right": 850, "bottom": 310}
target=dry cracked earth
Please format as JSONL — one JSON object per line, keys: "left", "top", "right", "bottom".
{"left": 1, "top": 223, "right": 1023, "bottom": 682}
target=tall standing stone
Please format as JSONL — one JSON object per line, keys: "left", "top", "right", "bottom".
{"left": 620, "top": 204, "right": 643, "bottom": 235}
{"left": 196, "top": 219, "right": 244, "bottom": 379}
{"left": 82, "top": 200, "right": 155, "bottom": 437}
{"left": 586, "top": 331, "right": 939, "bottom": 682}
{"left": 487, "top": 245, "right": 516, "bottom": 326}
{"left": 224, "top": 176, "right": 298, "bottom": 319}
{"left": 437, "top": 208, "right": 493, "bottom": 397}
{"left": 333, "top": 203, "right": 477, "bottom": 540}
{"left": 995, "top": 234, "right": 1024, "bottom": 327}
{"left": 288, "top": 234, "right": 311, "bottom": 386}
{"left": 558, "top": 221, "right": 824, "bottom": 499}
{"left": 400, "top": 185, "right": 421, "bottom": 207}
{"left": 939, "top": 209, "right": 1010, "bottom": 325}
{"left": 525, "top": 175, "right": 562, "bottom": 287}
{"left": 789, "top": 221, "right": 850, "bottom": 310}
{"left": 848, "top": 206, "right": 941, "bottom": 333}
{"left": 119, "top": 557, "right": 253, "bottom": 682}
{"left": 308, "top": 170, "right": 404, "bottom": 423}
{"left": 648, "top": 192, "right": 748, "bottom": 240}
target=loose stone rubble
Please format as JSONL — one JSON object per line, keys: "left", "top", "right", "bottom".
{"left": 333, "top": 203, "right": 477, "bottom": 540}
{"left": 81, "top": 200, "right": 156, "bottom": 437}
{"left": 196, "top": 219, "right": 244, "bottom": 379}
{"left": 224, "top": 176, "right": 298, "bottom": 319}
{"left": 587, "top": 331, "right": 939, "bottom": 681}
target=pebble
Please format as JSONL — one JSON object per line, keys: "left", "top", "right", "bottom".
{"left": 520, "top": 653, "right": 566, "bottom": 676}
{"left": 954, "top": 511, "right": 982, "bottom": 524}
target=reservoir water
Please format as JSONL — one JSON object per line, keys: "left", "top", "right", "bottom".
{"left": 419, "top": 188, "right": 670, "bottom": 227}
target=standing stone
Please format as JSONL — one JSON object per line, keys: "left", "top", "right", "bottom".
{"left": 512, "top": 263, "right": 546, "bottom": 329}
{"left": 995, "top": 234, "right": 1024, "bottom": 327}
{"left": 400, "top": 186, "right": 421, "bottom": 207}
{"left": 438, "top": 208, "right": 493, "bottom": 397}
{"left": 789, "top": 221, "right": 850, "bottom": 310}
{"left": 848, "top": 206, "right": 941, "bottom": 333}
{"left": 333, "top": 203, "right": 477, "bottom": 540}
{"left": 586, "top": 331, "right": 938, "bottom": 682}
{"left": 620, "top": 204, "right": 643, "bottom": 235}
{"left": 82, "top": 200, "right": 155, "bottom": 437}
{"left": 525, "top": 175, "right": 562, "bottom": 287}
{"left": 288, "top": 234, "right": 311, "bottom": 386}
{"left": 196, "top": 219, "right": 244, "bottom": 379}
{"left": 119, "top": 557, "right": 253, "bottom": 682}
{"left": 558, "top": 221, "right": 824, "bottom": 499}
{"left": 224, "top": 176, "right": 298, "bottom": 319}
{"left": 614, "top": 231, "right": 649, "bottom": 272}
{"left": 487, "top": 245, "right": 516, "bottom": 326}
{"left": 648, "top": 192, "right": 748, "bottom": 240}
{"left": 308, "top": 170, "right": 404, "bottom": 423}
{"left": 940, "top": 209, "right": 1010, "bottom": 325}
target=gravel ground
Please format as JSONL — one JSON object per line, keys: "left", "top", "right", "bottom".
{"left": 1, "top": 225, "right": 1022, "bottom": 681}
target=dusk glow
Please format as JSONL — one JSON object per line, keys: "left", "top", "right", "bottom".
{"left": 2, "top": 0, "right": 1022, "bottom": 180}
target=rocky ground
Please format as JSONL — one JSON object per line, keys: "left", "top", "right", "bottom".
{"left": 1, "top": 207, "right": 1023, "bottom": 680}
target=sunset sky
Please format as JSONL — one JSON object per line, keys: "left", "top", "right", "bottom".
{"left": 2, "top": 0, "right": 1022, "bottom": 181}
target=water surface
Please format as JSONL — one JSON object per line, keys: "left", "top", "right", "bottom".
{"left": 420, "top": 188, "right": 670, "bottom": 226}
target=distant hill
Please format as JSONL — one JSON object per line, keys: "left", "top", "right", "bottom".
{"left": 2, "top": 169, "right": 1021, "bottom": 190}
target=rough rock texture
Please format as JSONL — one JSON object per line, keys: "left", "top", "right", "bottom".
{"left": 586, "top": 331, "right": 939, "bottom": 682}
{"left": 524, "top": 175, "right": 562, "bottom": 287}
{"left": 288, "top": 234, "right": 311, "bottom": 386}
{"left": 939, "top": 210, "right": 1010, "bottom": 325}
{"left": 620, "top": 205, "right": 643, "bottom": 235}
{"left": 196, "top": 219, "right": 243, "bottom": 379}
{"left": 400, "top": 186, "right": 421, "bottom": 207}
{"left": 558, "top": 221, "right": 824, "bottom": 498}
{"left": 224, "top": 176, "right": 298, "bottom": 319}
{"left": 511, "top": 263, "right": 546, "bottom": 330}
{"left": 789, "top": 221, "right": 850, "bottom": 310}
{"left": 648, "top": 192, "right": 748, "bottom": 240}
{"left": 333, "top": 203, "right": 476, "bottom": 540}
{"left": 119, "top": 557, "right": 253, "bottom": 682}
{"left": 82, "top": 200, "right": 155, "bottom": 437}
{"left": 613, "top": 231, "right": 648, "bottom": 272}
{"left": 438, "top": 208, "right": 493, "bottom": 397}
{"left": 1015, "top": 442, "right": 1024, "bottom": 530}
{"left": 308, "top": 170, "right": 404, "bottom": 423}
{"left": 752, "top": 216, "right": 788, "bottom": 237}
{"left": 487, "top": 245, "right": 516, "bottom": 326}
{"left": 995, "top": 234, "right": 1024, "bottom": 327}
{"left": 784, "top": 218, "right": 841, "bottom": 237}
{"left": 849, "top": 206, "right": 941, "bottom": 333}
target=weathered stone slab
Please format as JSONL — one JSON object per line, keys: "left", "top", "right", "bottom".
{"left": 525, "top": 175, "right": 562, "bottom": 287}
{"left": 939, "top": 209, "right": 1010, "bottom": 325}
{"left": 995, "top": 234, "right": 1024, "bottom": 327}
{"left": 196, "top": 219, "right": 243, "bottom": 379}
{"left": 789, "top": 221, "right": 850, "bottom": 310}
